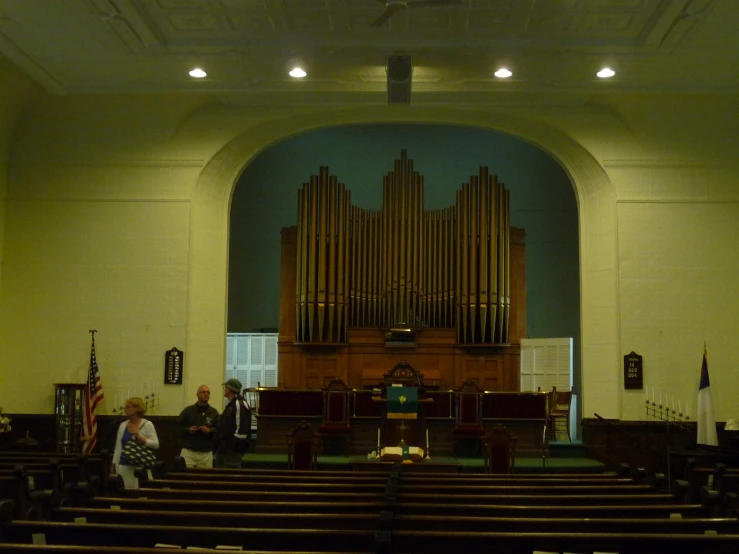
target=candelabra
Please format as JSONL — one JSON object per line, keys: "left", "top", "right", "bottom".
{"left": 645, "top": 398, "right": 691, "bottom": 485}
{"left": 645, "top": 398, "right": 690, "bottom": 427}
{"left": 144, "top": 392, "right": 157, "bottom": 412}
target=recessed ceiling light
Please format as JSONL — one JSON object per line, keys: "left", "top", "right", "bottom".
{"left": 289, "top": 67, "right": 307, "bottom": 78}
{"left": 189, "top": 68, "right": 207, "bottom": 78}
{"left": 494, "top": 68, "right": 513, "bottom": 79}
{"left": 597, "top": 67, "right": 615, "bottom": 79}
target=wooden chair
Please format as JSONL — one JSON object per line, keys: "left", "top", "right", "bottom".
{"left": 286, "top": 420, "right": 321, "bottom": 471}
{"left": 453, "top": 380, "right": 486, "bottom": 457}
{"left": 318, "top": 378, "right": 352, "bottom": 454}
{"left": 550, "top": 387, "right": 573, "bottom": 442}
{"left": 483, "top": 425, "right": 517, "bottom": 474}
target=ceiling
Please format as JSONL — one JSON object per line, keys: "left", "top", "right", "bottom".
{"left": 0, "top": 0, "right": 735, "bottom": 104}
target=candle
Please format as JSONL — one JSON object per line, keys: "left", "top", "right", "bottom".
{"left": 678, "top": 400, "right": 682, "bottom": 414}
{"left": 652, "top": 387, "right": 655, "bottom": 404}
{"left": 426, "top": 428, "right": 429, "bottom": 455}
{"left": 377, "top": 428, "right": 380, "bottom": 451}
{"left": 672, "top": 397, "right": 675, "bottom": 412}
{"left": 685, "top": 401, "right": 690, "bottom": 418}
{"left": 645, "top": 388, "right": 649, "bottom": 403}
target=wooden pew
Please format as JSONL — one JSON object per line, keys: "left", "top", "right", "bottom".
{"left": 402, "top": 471, "right": 625, "bottom": 480}
{"left": 89, "top": 496, "right": 386, "bottom": 514}
{"left": 0, "top": 453, "right": 113, "bottom": 494}
{"left": 386, "top": 529, "right": 739, "bottom": 554}
{"left": 87, "top": 494, "right": 711, "bottom": 519}
{"left": 0, "top": 543, "right": 368, "bottom": 554}
{"left": 389, "top": 514, "right": 739, "bottom": 534}
{"left": 402, "top": 475, "right": 635, "bottom": 486}
{"left": 164, "top": 469, "right": 633, "bottom": 487}
{"left": 51, "top": 506, "right": 739, "bottom": 535}
{"left": 0, "top": 465, "right": 66, "bottom": 516}
{"left": 163, "top": 471, "right": 389, "bottom": 484}
{"left": 0, "top": 543, "right": 194, "bottom": 554}
{"left": 0, "top": 475, "right": 41, "bottom": 520}
{"left": 142, "top": 478, "right": 387, "bottom": 493}
{"left": 393, "top": 501, "right": 711, "bottom": 519}
{"left": 0, "top": 521, "right": 379, "bottom": 552}
{"left": 7, "top": 520, "right": 739, "bottom": 554}
{"left": 173, "top": 466, "right": 386, "bottom": 478}
{"left": 53, "top": 507, "right": 380, "bottom": 530}
{"left": 710, "top": 465, "right": 739, "bottom": 498}
{"left": 128, "top": 488, "right": 386, "bottom": 503}
{"left": 398, "top": 491, "right": 679, "bottom": 505}
{"left": 399, "top": 483, "right": 656, "bottom": 495}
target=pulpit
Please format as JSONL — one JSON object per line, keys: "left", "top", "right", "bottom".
{"left": 374, "top": 361, "right": 432, "bottom": 460}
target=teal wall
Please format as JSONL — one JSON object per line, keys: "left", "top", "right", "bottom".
{"left": 228, "top": 123, "right": 579, "bottom": 384}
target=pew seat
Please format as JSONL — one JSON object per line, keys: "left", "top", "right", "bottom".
{"left": 0, "top": 521, "right": 379, "bottom": 552}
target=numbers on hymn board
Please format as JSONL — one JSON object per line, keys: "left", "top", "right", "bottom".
{"left": 623, "top": 351, "right": 643, "bottom": 390}
{"left": 164, "top": 347, "right": 184, "bottom": 385}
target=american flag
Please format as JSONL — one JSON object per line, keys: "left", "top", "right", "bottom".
{"left": 82, "top": 335, "right": 104, "bottom": 454}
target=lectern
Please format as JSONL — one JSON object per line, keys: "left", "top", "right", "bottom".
{"left": 374, "top": 361, "right": 432, "bottom": 460}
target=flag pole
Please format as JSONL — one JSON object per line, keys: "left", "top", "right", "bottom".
{"left": 82, "top": 330, "right": 103, "bottom": 454}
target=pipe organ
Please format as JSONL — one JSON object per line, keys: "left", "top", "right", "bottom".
{"left": 295, "top": 151, "right": 511, "bottom": 345}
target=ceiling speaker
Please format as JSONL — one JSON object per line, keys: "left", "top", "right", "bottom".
{"left": 387, "top": 55, "right": 412, "bottom": 104}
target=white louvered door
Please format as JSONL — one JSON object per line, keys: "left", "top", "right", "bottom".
{"left": 520, "top": 337, "right": 575, "bottom": 439}
{"left": 520, "top": 337, "right": 573, "bottom": 393}
{"left": 224, "top": 333, "right": 279, "bottom": 391}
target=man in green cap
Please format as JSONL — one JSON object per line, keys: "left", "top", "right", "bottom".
{"left": 215, "top": 378, "right": 251, "bottom": 468}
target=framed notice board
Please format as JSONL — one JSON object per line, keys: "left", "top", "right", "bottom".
{"left": 624, "top": 351, "right": 643, "bottom": 390}
{"left": 164, "top": 347, "right": 184, "bottom": 385}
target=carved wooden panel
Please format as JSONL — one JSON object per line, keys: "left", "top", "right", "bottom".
{"left": 304, "top": 356, "right": 342, "bottom": 389}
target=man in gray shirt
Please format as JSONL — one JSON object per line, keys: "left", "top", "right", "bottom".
{"left": 176, "top": 385, "right": 219, "bottom": 468}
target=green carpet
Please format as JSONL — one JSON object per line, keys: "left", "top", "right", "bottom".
{"left": 241, "top": 452, "right": 605, "bottom": 473}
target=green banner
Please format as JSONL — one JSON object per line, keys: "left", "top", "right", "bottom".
{"left": 387, "top": 386, "right": 418, "bottom": 419}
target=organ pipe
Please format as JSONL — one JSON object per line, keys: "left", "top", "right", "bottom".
{"left": 294, "top": 151, "right": 511, "bottom": 344}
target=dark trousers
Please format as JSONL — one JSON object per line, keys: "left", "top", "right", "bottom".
{"left": 214, "top": 450, "right": 242, "bottom": 468}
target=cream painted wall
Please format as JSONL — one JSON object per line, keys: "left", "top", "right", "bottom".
{"left": 0, "top": 55, "right": 40, "bottom": 315}
{"left": 1, "top": 85, "right": 738, "bottom": 425}
{"left": 2, "top": 94, "right": 216, "bottom": 415}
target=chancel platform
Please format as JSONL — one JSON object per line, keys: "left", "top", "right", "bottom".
{"left": 238, "top": 452, "right": 606, "bottom": 474}
{"left": 254, "top": 386, "right": 550, "bottom": 458}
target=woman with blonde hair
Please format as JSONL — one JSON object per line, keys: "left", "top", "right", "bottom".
{"left": 112, "top": 396, "right": 159, "bottom": 489}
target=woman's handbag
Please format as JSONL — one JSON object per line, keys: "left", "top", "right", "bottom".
{"left": 120, "top": 437, "right": 157, "bottom": 468}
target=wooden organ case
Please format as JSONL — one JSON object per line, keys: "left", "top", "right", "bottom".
{"left": 278, "top": 150, "right": 526, "bottom": 390}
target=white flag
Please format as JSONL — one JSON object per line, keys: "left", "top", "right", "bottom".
{"left": 697, "top": 348, "right": 718, "bottom": 446}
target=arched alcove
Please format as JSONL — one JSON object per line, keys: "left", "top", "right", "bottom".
{"left": 187, "top": 106, "right": 619, "bottom": 420}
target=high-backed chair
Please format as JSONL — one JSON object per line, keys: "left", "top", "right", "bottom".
{"left": 286, "top": 420, "right": 321, "bottom": 471}
{"left": 318, "top": 378, "right": 352, "bottom": 454}
{"left": 483, "top": 425, "right": 517, "bottom": 474}
{"left": 453, "top": 380, "right": 486, "bottom": 456}
{"left": 550, "top": 387, "right": 573, "bottom": 442}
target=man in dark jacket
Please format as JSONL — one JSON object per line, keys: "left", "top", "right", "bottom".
{"left": 176, "top": 385, "right": 220, "bottom": 468}
{"left": 215, "top": 378, "right": 251, "bottom": 468}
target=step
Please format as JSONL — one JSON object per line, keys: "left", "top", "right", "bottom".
{"left": 548, "top": 440, "right": 588, "bottom": 459}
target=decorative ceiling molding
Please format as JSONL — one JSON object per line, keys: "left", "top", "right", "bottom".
{"left": 0, "top": 0, "right": 730, "bottom": 95}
